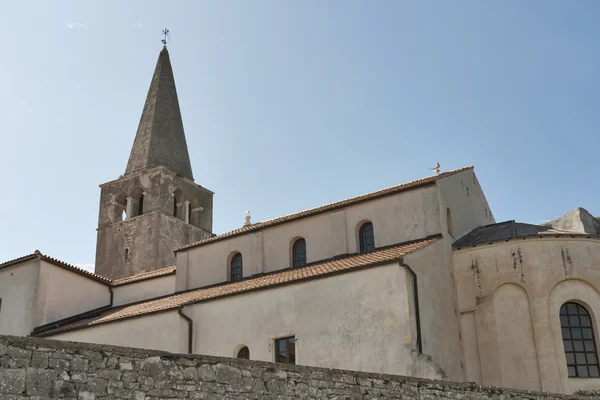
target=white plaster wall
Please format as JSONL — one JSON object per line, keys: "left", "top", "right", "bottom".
{"left": 34, "top": 262, "right": 111, "bottom": 327}
{"left": 0, "top": 260, "right": 40, "bottom": 336}
{"left": 50, "top": 311, "right": 184, "bottom": 353}
{"left": 453, "top": 238, "right": 600, "bottom": 394}
{"left": 403, "top": 239, "right": 464, "bottom": 381}
{"left": 187, "top": 263, "right": 445, "bottom": 379}
{"left": 183, "top": 231, "right": 263, "bottom": 291}
{"left": 112, "top": 275, "right": 176, "bottom": 306}
{"left": 436, "top": 170, "right": 494, "bottom": 242}
{"left": 180, "top": 186, "right": 441, "bottom": 290}
{"left": 493, "top": 283, "right": 541, "bottom": 391}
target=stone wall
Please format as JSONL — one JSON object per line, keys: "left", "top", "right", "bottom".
{"left": 0, "top": 334, "right": 593, "bottom": 399}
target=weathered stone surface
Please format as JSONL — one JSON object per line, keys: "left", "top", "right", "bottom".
{"left": 0, "top": 368, "right": 26, "bottom": 394}
{"left": 26, "top": 368, "right": 57, "bottom": 396}
{"left": 0, "top": 334, "right": 594, "bottom": 399}
{"left": 31, "top": 351, "right": 49, "bottom": 369}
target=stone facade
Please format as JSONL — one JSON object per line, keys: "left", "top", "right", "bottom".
{"left": 0, "top": 334, "right": 595, "bottom": 399}
{"left": 96, "top": 167, "right": 213, "bottom": 280}
{"left": 94, "top": 45, "right": 214, "bottom": 280}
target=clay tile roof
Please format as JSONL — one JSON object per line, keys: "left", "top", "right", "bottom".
{"left": 35, "top": 235, "right": 441, "bottom": 337}
{"left": 111, "top": 266, "right": 176, "bottom": 286}
{"left": 0, "top": 251, "right": 111, "bottom": 285}
{"left": 177, "top": 166, "right": 474, "bottom": 252}
{"left": 452, "top": 220, "right": 596, "bottom": 249}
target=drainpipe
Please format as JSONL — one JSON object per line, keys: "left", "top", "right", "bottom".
{"left": 108, "top": 286, "right": 114, "bottom": 306}
{"left": 399, "top": 257, "right": 422, "bottom": 354}
{"left": 178, "top": 306, "right": 193, "bottom": 354}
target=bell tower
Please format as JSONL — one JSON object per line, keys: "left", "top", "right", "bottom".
{"left": 95, "top": 46, "right": 213, "bottom": 280}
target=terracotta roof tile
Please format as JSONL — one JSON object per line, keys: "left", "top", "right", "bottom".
{"left": 176, "top": 166, "right": 473, "bottom": 251}
{"left": 0, "top": 251, "right": 111, "bottom": 285}
{"left": 35, "top": 235, "right": 441, "bottom": 337}
{"left": 111, "top": 266, "right": 176, "bottom": 286}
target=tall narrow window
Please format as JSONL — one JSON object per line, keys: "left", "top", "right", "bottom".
{"left": 138, "top": 194, "right": 144, "bottom": 216}
{"left": 446, "top": 207, "right": 453, "bottom": 237}
{"left": 359, "top": 222, "right": 375, "bottom": 253}
{"left": 237, "top": 346, "right": 250, "bottom": 359}
{"left": 292, "top": 238, "right": 307, "bottom": 268}
{"left": 230, "top": 253, "right": 243, "bottom": 282}
{"left": 173, "top": 196, "right": 178, "bottom": 217}
{"left": 275, "top": 336, "right": 296, "bottom": 364}
{"left": 561, "top": 302, "right": 599, "bottom": 378}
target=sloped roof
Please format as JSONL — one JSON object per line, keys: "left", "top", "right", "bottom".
{"left": 111, "top": 266, "right": 176, "bottom": 286}
{"left": 452, "top": 220, "right": 595, "bottom": 250}
{"left": 0, "top": 251, "right": 111, "bottom": 285}
{"left": 177, "top": 166, "right": 474, "bottom": 252}
{"left": 543, "top": 207, "right": 600, "bottom": 236}
{"left": 35, "top": 235, "right": 441, "bottom": 337}
{"left": 125, "top": 46, "right": 194, "bottom": 180}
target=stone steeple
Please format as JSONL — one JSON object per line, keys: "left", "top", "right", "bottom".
{"left": 94, "top": 46, "right": 213, "bottom": 280}
{"left": 125, "top": 46, "right": 194, "bottom": 180}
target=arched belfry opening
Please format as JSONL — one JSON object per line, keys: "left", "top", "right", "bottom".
{"left": 94, "top": 46, "right": 214, "bottom": 280}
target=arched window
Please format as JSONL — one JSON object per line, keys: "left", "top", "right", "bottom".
{"left": 446, "top": 207, "right": 453, "bottom": 237}
{"left": 237, "top": 346, "right": 250, "bottom": 359}
{"left": 138, "top": 194, "right": 144, "bottom": 216}
{"left": 292, "top": 238, "right": 307, "bottom": 268}
{"left": 230, "top": 253, "right": 243, "bottom": 282}
{"left": 560, "top": 302, "right": 599, "bottom": 378}
{"left": 359, "top": 222, "right": 375, "bottom": 253}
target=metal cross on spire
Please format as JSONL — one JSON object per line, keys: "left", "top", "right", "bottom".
{"left": 161, "top": 29, "right": 170, "bottom": 46}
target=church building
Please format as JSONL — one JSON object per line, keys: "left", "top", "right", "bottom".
{"left": 1, "top": 45, "right": 599, "bottom": 395}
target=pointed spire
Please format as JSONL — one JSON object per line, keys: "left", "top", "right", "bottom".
{"left": 125, "top": 47, "right": 194, "bottom": 180}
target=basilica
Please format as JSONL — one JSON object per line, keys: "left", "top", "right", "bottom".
{"left": 1, "top": 45, "right": 600, "bottom": 395}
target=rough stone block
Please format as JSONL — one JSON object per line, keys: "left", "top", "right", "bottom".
{"left": 214, "top": 364, "right": 242, "bottom": 383}
{"left": 0, "top": 368, "right": 26, "bottom": 394}
{"left": 197, "top": 364, "right": 215, "bottom": 382}
{"left": 7, "top": 346, "right": 32, "bottom": 359}
{"left": 26, "top": 368, "right": 57, "bottom": 396}
{"left": 48, "top": 358, "right": 70, "bottom": 371}
{"left": 31, "top": 351, "right": 49, "bottom": 369}
{"left": 71, "top": 357, "right": 89, "bottom": 372}
{"left": 52, "top": 380, "right": 76, "bottom": 398}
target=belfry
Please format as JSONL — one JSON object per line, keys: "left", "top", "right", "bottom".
{"left": 94, "top": 46, "right": 213, "bottom": 280}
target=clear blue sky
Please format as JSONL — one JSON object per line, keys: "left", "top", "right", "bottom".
{"left": 1, "top": 1, "right": 599, "bottom": 270}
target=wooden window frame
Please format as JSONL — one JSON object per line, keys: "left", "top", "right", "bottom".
{"left": 274, "top": 336, "right": 296, "bottom": 364}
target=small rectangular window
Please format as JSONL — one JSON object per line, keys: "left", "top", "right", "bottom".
{"left": 275, "top": 336, "right": 295, "bottom": 364}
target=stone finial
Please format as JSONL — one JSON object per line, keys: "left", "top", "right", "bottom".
{"left": 34, "top": 249, "right": 42, "bottom": 257}
{"left": 244, "top": 210, "right": 251, "bottom": 226}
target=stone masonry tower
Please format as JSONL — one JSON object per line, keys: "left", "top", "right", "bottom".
{"left": 95, "top": 46, "right": 213, "bottom": 280}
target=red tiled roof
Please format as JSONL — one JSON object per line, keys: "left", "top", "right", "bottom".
{"left": 0, "top": 251, "right": 111, "bottom": 285}
{"left": 177, "top": 166, "right": 473, "bottom": 252}
{"left": 111, "top": 266, "right": 176, "bottom": 286}
{"left": 35, "top": 235, "right": 441, "bottom": 337}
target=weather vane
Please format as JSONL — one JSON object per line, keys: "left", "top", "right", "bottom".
{"left": 161, "top": 29, "right": 170, "bottom": 46}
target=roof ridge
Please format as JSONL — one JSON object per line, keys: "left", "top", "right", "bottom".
{"left": 111, "top": 265, "right": 176, "bottom": 286}
{"left": 0, "top": 251, "right": 111, "bottom": 284}
{"left": 177, "top": 165, "right": 474, "bottom": 252}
